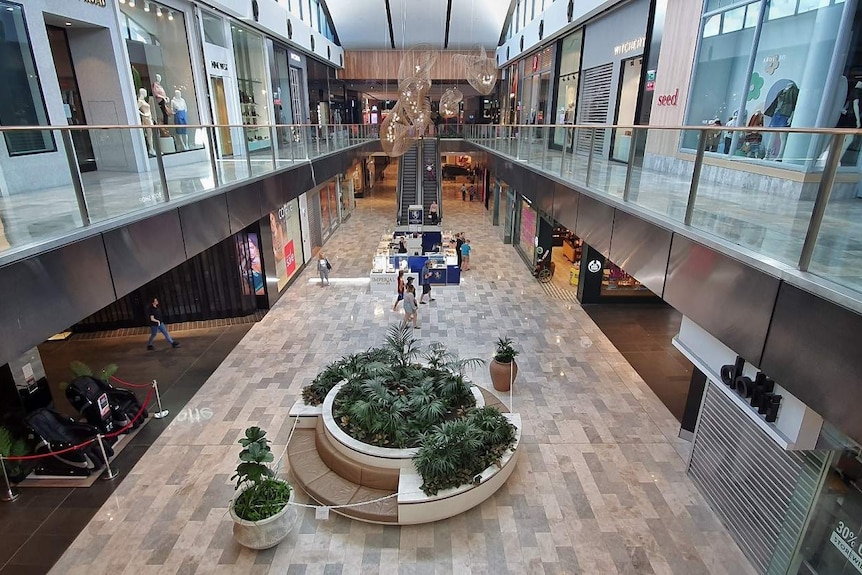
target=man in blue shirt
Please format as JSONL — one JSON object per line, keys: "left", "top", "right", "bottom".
{"left": 419, "top": 259, "right": 435, "bottom": 304}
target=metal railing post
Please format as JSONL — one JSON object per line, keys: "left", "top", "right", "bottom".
{"left": 152, "top": 126, "right": 170, "bottom": 202}
{"left": 96, "top": 435, "right": 119, "bottom": 480}
{"left": 798, "top": 134, "right": 845, "bottom": 271}
{"left": 585, "top": 129, "right": 596, "bottom": 187}
{"left": 206, "top": 126, "right": 220, "bottom": 187}
{"left": 243, "top": 130, "right": 253, "bottom": 176}
{"left": 622, "top": 128, "right": 639, "bottom": 202}
{"left": 684, "top": 129, "right": 709, "bottom": 225}
{"left": 0, "top": 456, "right": 18, "bottom": 502}
{"left": 60, "top": 130, "right": 91, "bottom": 226}
{"left": 269, "top": 125, "right": 278, "bottom": 168}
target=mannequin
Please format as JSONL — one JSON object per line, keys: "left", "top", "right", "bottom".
{"left": 171, "top": 89, "right": 188, "bottom": 150}
{"left": 724, "top": 110, "right": 739, "bottom": 155}
{"left": 137, "top": 87, "right": 155, "bottom": 157}
{"left": 151, "top": 74, "right": 170, "bottom": 123}
{"left": 764, "top": 81, "right": 799, "bottom": 159}
{"left": 837, "top": 81, "right": 862, "bottom": 163}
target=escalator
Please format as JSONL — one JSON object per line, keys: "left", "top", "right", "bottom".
{"left": 397, "top": 145, "right": 419, "bottom": 225}
{"left": 421, "top": 138, "right": 441, "bottom": 224}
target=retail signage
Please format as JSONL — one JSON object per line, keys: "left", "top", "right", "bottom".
{"left": 290, "top": 52, "right": 302, "bottom": 63}
{"left": 613, "top": 36, "right": 645, "bottom": 57}
{"left": 408, "top": 205, "right": 423, "bottom": 225}
{"left": 83, "top": 0, "right": 107, "bottom": 6}
{"left": 646, "top": 70, "right": 656, "bottom": 82}
{"left": 210, "top": 60, "right": 229, "bottom": 72}
{"left": 830, "top": 520, "right": 862, "bottom": 574}
{"left": 657, "top": 88, "right": 680, "bottom": 107}
{"left": 720, "top": 356, "right": 782, "bottom": 422}
{"left": 587, "top": 260, "right": 602, "bottom": 273}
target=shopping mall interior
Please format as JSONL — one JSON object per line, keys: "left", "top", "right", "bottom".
{"left": 1, "top": 0, "right": 862, "bottom": 574}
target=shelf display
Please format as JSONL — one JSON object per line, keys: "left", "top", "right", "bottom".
{"left": 369, "top": 233, "right": 459, "bottom": 292}
{"left": 601, "top": 262, "right": 653, "bottom": 296}
{"left": 231, "top": 23, "right": 271, "bottom": 152}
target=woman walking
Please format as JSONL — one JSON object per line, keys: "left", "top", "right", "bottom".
{"left": 460, "top": 239, "right": 472, "bottom": 271}
{"left": 392, "top": 270, "right": 405, "bottom": 311}
{"left": 318, "top": 252, "right": 331, "bottom": 286}
{"left": 403, "top": 284, "right": 419, "bottom": 329}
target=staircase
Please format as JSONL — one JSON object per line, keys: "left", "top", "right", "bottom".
{"left": 397, "top": 145, "right": 419, "bottom": 225}
{"left": 420, "top": 138, "right": 441, "bottom": 224}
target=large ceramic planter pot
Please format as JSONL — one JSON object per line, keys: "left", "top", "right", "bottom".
{"left": 489, "top": 359, "right": 518, "bottom": 392}
{"left": 230, "top": 484, "right": 296, "bottom": 549}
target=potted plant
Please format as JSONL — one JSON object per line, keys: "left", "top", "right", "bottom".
{"left": 489, "top": 337, "right": 519, "bottom": 392}
{"left": 229, "top": 426, "right": 295, "bottom": 549}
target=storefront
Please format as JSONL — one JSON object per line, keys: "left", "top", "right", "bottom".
{"left": 518, "top": 46, "right": 555, "bottom": 128}
{"left": 119, "top": 0, "right": 203, "bottom": 156}
{"left": 673, "top": 316, "right": 862, "bottom": 575}
{"left": 268, "top": 198, "right": 304, "bottom": 293}
{"left": 515, "top": 196, "right": 538, "bottom": 266}
{"left": 268, "top": 42, "right": 308, "bottom": 153}
{"left": 683, "top": 0, "right": 855, "bottom": 167}
{"left": 552, "top": 30, "right": 583, "bottom": 150}
{"left": 230, "top": 22, "right": 271, "bottom": 153}
{"left": 577, "top": 0, "right": 650, "bottom": 161}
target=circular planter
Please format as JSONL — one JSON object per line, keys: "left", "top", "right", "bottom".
{"left": 489, "top": 359, "right": 518, "bottom": 392}
{"left": 230, "top": 484, "right": 296, "bottom": 549}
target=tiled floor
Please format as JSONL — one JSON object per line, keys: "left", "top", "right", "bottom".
{"left": 45, "top": 175, "right": 755, "bottom": 575}
{"left": 0, "top": 324, "right": 253, "bottom": 575}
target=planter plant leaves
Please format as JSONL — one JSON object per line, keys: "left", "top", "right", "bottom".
{"left": 231, "top": 426, "right": 292, "bottom": 522}
{"left": 302, "top": 324, "right": 517, "bottom": 495}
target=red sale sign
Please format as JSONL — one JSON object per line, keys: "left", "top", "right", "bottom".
{"left": 284, "top": 240, "right": 296, "bottom": 277}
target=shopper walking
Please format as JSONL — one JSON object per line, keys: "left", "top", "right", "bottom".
{"left": 419, "top": 259, "right": 435, "bottom": 304}
{"left": 455, "top": 233, "right": 464, "bottom": 270}
{"left": 428, "top": 200, "right": 439, "bottom": 224}
{"left": 147, "top": 297, "right": 179, "bottom": 350}
{"left": 392, "top": 270, "right": 405, "bottom": 311}
{"left": 403, "top": 284, "right": 419, "bottom": 329}
{"left": 468, "top": 184, "right": 475, "bottom": 202}
{"left": 461, "top": 183, "right": 467, "bottom": 201}
{"left": 318, "top": 252, "right": 331, "bottom": 286}
{"left": 460, "top": 239, "right": 472, "bottom": 271}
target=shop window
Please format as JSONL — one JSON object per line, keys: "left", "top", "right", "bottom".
{"left": 121, "top": 1, "right": 202, "bottom": 154}
{"left": 201, "top": 11, "right": 226, "bottom": 47}
{"left": 0, "top": 1, "right": 55, "bottom": 156}
{"left": 231, "top": 24, "right": 271, "bottom": 152}
{"left": 768, "top": 0, "right": 797, "bottom": 20}
{"left": 553, "top": 29, "right": 582, "bottom": 148}
{"left": 721, "top": 6, "right": 746, "bottom": 33}
{"left": 703, "top": 14, "right": 720, "bottom": 37}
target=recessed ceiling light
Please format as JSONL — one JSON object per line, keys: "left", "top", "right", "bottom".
{"left": 167, "top": 10, "right": 173, "bottom": 21}
{"left": 65, "top": 22, "right": 72, "bottom": 26}
{"left": 156, "top": 6, "right": 162, "bottom": 16}
{"left": 144, "top": 2, "right": 150, "bottom": 12}
{"left": 128, "top": 0, "right": 135, "bottom": 5}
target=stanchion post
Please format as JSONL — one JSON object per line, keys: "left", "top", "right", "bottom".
{"left": 152, "top": 379, "right": 169, "bottom": 419}
{"left": 509, "top": 363, "right": 514, "bottom": 413}
{"left": 96, "top": 435, "right": 119, "bottom": 481}
{"left": 0, "top": 456, "right": 19, "bottom": 502}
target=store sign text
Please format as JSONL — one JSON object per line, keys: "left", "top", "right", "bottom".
{"left": 830, "top": 520, "right": 862, "bottom": 574}
{"left": 211, "top": 60, "right": 229, "bottom": 72}
{"left": 657, "top": 88, "right": 679, "bottom": 107}
{"left": 720, "top": 356, "right": 782, "bottom": 422}
{"left": 290, "top": 52, "right": 302, "bottom": 63}
{"left": 83, "top": 0, "right": 107, "bottom": 6}
{"left": 614, "top": 37, "right": 645, "bottom": 56}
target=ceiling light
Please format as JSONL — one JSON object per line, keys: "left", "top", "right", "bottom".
{"left": 144, "top": 2, "right": 150, "bottom": 12}
{"left": 156, "top": 6, "right": 162, "bottom": 16}
{"left": 128, "top": 0, "right": 135, "bottom": 6}
{"left": 167, "top": 10, "right": 173, "bottom": 21}
{"left": 119, "top": 0, "right": 126, "bottom": 3}
{"left": 65, "top": 22, "right": 72, "bottom": 26}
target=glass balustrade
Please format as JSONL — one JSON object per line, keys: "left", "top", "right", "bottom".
{"left": 0, "top": 123, "right": 373, "bottom": 263}
{"left": 459, "top": 123, "right": 862, "bottom": 299}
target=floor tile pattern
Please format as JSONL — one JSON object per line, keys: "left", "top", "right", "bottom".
{"left": 48, "top": 169, "right": 756, "bottom": 575}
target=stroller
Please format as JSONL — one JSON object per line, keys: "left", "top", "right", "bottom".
{"left": 66, "top": 376, "right": 148, "bottom": 436}
{"left": 25, "top": 408, "right": 112, "bottom": 477}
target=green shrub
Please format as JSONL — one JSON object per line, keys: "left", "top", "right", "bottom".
{"left": 414, "top": 407, "right": 517, "bottom": 495}
{"left": 0, "top": 426, "right": 30, "bottom": 478}
{"left": 231, "top": 426, "right": 291, "bottom": 522}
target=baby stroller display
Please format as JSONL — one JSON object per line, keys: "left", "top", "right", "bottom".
{"left": 25, "top": 408, "right": 113, "bottom": 477}
{"left": 66, "top": 376, "right": 147, "bottom": 435}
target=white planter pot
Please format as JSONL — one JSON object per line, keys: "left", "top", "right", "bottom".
{"left": 230, "top": 484, "right": 296, "bottom": 549}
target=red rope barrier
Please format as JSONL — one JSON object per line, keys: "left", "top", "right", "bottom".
{"left": 3, "top": 382, "right": 157, "bottom": 462}
{"left": 103, "top": 386, "right": 155, "bottom": 439}
{"left": 2, "top": 439, "right": 97, "bottom": 461}
{"left": 108, "top": 375, "right": 153, "bottom": 389}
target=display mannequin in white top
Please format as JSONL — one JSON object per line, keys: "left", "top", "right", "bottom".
{"left": 171, "top": 89, "right": 189, "bottom": 150}
{"left": 152, "top": 74, "right": 170, "bottom": 123}
{"left": 137, "top": 87, "right": 155, "bottom": 156}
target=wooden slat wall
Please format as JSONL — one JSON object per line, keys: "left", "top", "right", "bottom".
{"left": 645, "top": 0, "right": 704, "bottom": 157}
{"left": 341, "top": 50, "right": 483, "bottom": 80}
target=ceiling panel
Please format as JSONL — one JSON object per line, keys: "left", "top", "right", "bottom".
{"left": 325, "top": 0, "right": 510, "bottom": 50}
{"left": 325, "top": 0, "right": 393, "bottom": 49}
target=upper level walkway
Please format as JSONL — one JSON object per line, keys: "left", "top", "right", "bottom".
{"left": 2, "top": 122, "right": 862, "bottom": 312}
{"left": 458, "top": 123, "right": 862, "bottom": 312}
